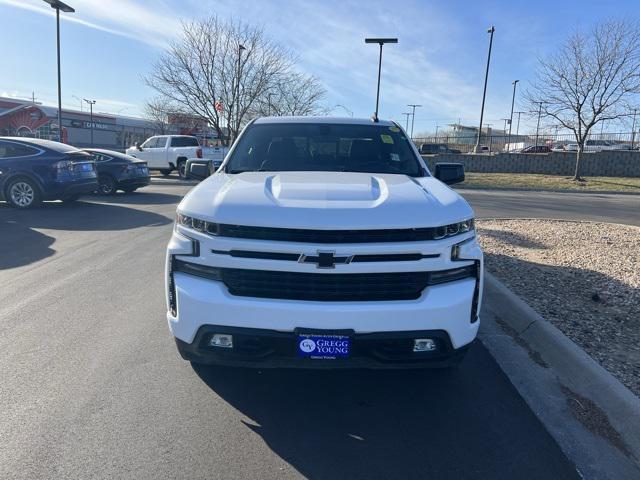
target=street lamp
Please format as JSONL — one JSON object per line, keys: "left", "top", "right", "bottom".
{"left": 407, "top": 104, "right": 421, "bottom": 139}
{"left": 507, "top": 79, "right": 519, "bottom": 152}
{"left": 83, "top": 99, "right": 96, "bottom": 146}
{"left": 474, "top": 26, "right": 495, "bottom": 153}
{"left": 365, "top": 37, "right": 398, "bottom": 121}
{"left": 514, "top": 111, "right": 525, "bottom": 136}
{"left": 267, "top": 92, "right": 274, "bottom": 116}
{"left": 43, "top": 0, "right": 75, "bottom": 143}
{"left": 631, "top": 109, "right": 637, "bottom": 149}
{"left": 234, "top": 44, "right": 246, "bottom": 142}
{"left": 535, "top": 101, "right": 544, "bottom": 148}
{"left": 402, "top": 112, "right": 411, "bottom": 131}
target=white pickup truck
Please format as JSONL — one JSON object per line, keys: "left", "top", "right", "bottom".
{"left": 166, "top": 117, "right": 483, "bottom": 369}
{"left": 126, "top": 135, "right": 202, "bottom": 178}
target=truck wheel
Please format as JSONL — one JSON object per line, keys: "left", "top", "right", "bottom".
{"left": 178, "top": 160, "right": 187, "bottom": 179}
{"left": 159, "top": 169, "right": 172, "bottom": 176}
{"left": 5, "top": 177, "right": 42, "bottom": 209}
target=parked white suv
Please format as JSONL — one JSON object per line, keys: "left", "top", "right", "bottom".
{"left": 166, "top": 117, "right": 483, "bottom": 368}
{"left": 126, "top": 135, "right": 202, "bottom": 178}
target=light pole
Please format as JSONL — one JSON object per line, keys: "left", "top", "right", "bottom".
{"left": 535, "top": 102, "right": 543, "bottom": 148}
{"left": 267, "top": 92, "right": 274, "bottom": 116}
{"left": 631, "top": 109, "right": 637, "bottom": 149}
{"left": 43, "top": 0, "right": 75, "bottom": 143}
{"left": 507, "top": 79, "right": 519, "bottom": 152}
{"left": 83, "top": 99, "right": 96, "bottom": 146}
{"left": 234, "top": 44, "right": 246, "bottom": 142}
{"left": 435, "top": 124, "right": 439, "bottom": 141}
{"left": 402, "top": 112, "right": 411, "bottom": 131}
{"left": 365, "top": 37, "right": 398, "bottom": 121}
{"left": 475, "top": 26, "right": 495, "bottom": 153}
{"left": 515, "top": 111, "right": 525, "bottom": 136}
{"left": 407, "top": 104, "right": 421, "bottom": 139}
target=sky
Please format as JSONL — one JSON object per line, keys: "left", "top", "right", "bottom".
{"left": 1, "top": 0, "right": 638, "bottom": 135}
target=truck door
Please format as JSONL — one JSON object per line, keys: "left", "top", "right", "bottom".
{"left": 153, "top": 136, "right": 169, "bottom": 167}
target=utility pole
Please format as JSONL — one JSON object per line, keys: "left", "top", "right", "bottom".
{"left": 475, "top": 26, "right": 495, "bottom": 153}
{"left": 407, "top": 104, "right": 421, "bottom": 139}
{"left": 507, "top": 80, "right": 519, "bottom": 152}
{"left": 402, "top": 112, "right": 411, "bottom": 132}
{"left": 435, "top": 124, "right": 439, "bottom": 141}
{"left": 83, "top": 99, "right": 96, "bottom": 146}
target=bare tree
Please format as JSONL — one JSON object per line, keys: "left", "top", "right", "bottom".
{"left": 143, "top": 97, "right": 172, "bottom": 134}
{"left": 254, "top": 72, "right": 327, "bottom": 116}
{"left": 146, "top": 17, "right": 326, "bottom": 145}
{"left": 526, "top": 19, "right": 640, "bottom": 180}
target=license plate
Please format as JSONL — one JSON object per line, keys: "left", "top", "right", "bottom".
{"left": 297, "top": 333, "right": 350, "bottom": 359}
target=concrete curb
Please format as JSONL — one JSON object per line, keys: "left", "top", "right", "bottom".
{"left": 483, "top": 271, "right": 640, "bottom": 461}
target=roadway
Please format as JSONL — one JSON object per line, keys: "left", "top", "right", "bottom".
{"left": 4, "top": 180, "right": 632, "bottom": 479}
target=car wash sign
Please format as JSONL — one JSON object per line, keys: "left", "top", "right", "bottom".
{"left": 297, "top": 333, "right": 351, "bottom": 359}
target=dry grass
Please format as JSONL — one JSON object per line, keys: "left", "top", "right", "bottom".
{"left": 459, "top": 173, "right": 640, "bottom": 192}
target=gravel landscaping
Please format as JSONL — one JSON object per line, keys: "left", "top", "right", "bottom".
{"left": 476, "top": 219, "right": 640, "bottom": 396}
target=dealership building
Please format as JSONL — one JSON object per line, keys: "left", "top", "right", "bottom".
{"left": 0, "top": 97, "right": 218, "bottom": 151}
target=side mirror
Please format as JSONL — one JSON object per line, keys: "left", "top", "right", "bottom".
{"left": 137, "top": 144, "right": 143, "bottom": 151}
{"left": 187, "top": 159, "right": 212, "bottom": 180}
{"left": 434, "top": 162, "right": 465, "bottom": 185}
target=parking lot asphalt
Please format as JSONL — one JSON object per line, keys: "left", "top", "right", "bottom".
{"left": 461, "top": 188, "right": 640, "bottom": 226}
{"left": 0, "top": 179, "right": 584, "bottom": 479}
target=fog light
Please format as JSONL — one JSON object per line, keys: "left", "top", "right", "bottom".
{"left": 209, "top": 334, "right": 233, "bottom": 348}
{"left": 413, "top": 338, "right": 436, "bottom": 352}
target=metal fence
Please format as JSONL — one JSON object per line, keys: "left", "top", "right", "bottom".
{"left": 412, "top": 131, "right": 640, "bottom": 154}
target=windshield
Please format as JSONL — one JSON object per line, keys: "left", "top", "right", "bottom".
{"left": 225, "top": 123, "right": 426, "bottom": 176}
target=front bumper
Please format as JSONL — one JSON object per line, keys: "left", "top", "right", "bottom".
{"left": 166, "top": 225, "right": 483, "bottom": 368}
{"left": 175, "top": 325, "right": 472, "bottom": 368}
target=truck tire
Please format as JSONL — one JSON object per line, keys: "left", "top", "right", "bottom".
{"left": 177, "top": 160, "right": 187, "bottom": 179}
{"left": 159, "top": 169, "right": 172, "bottom": 176}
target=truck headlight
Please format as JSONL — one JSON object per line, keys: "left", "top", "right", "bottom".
{"left": 434, "top": 219, "right": 474, "bottom": 240}
{"left": 176, "top": 213, "right": 211, "bottom": 234}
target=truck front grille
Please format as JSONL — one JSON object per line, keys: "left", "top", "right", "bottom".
{"left": 220, "top": 269, "right": 430, "bottom": 301}
{"left": 173, "top": 261, "right": 477, "bottom": 302}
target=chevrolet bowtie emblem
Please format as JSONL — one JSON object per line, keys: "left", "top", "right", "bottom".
{"left": 299, "top": 251, "right": 353, "bottom": 269}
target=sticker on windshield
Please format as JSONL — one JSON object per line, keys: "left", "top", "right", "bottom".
{"left": 381, "top": 134, "right": 394, "bottom": 144}
{"left": 390, "top": 153, "right": 400, "bottom": 162}
{"left": 389, "top": 126, "right": 400, "bottom": 132}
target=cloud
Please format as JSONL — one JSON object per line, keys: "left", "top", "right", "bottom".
{"left": 0, "top": 0, "right": 180, "bottom": 47}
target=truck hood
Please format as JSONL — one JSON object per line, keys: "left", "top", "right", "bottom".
{"left": 179, "top": 172, "right": 474, "bottom": 230}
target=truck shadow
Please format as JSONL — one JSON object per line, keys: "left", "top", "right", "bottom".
{"left": 0, "top": 200, "right": 171, "bottom": 270}
{"left": 191, "top": 342, "right": 578, "bottom": 479}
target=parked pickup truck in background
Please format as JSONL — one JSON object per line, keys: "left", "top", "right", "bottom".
{"left": 126, "top": 135, "right": 202, "bottom": 178}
